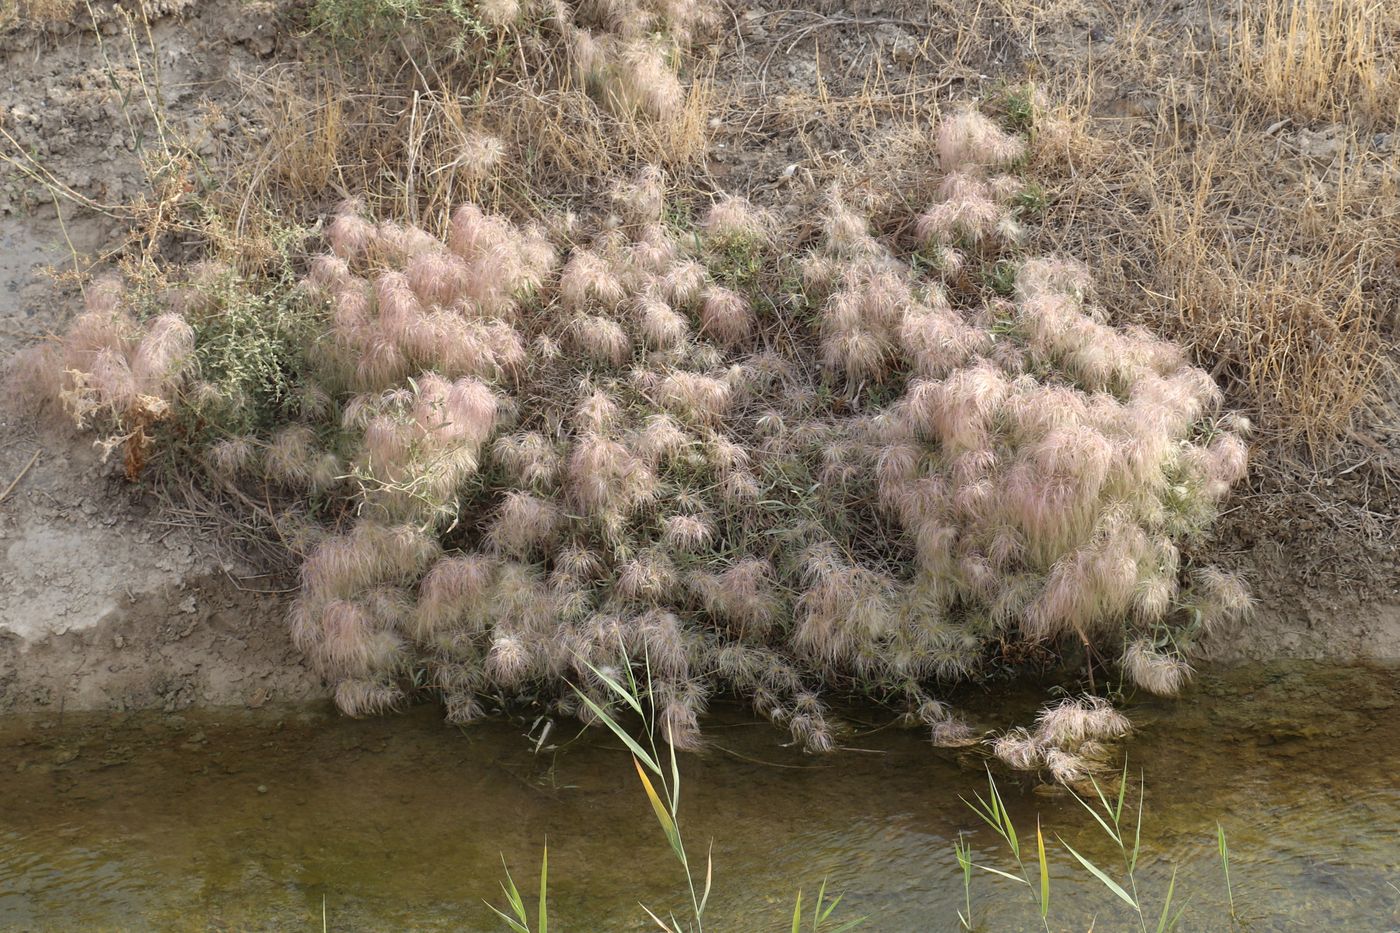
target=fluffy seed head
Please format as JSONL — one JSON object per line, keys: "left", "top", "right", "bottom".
{"left": 458, "top": 131, "right": 507, "bottom": 175}
{"left": 334, "top": 679, "right": 404, "bottom": 717}
{"left": 328, "top": 203, "right": 374, "bottom": 260}
{"left": 493, "top": 432, "right": 562, "bottom": 492}
{"left": 1034, "top": 696, "right": 1131, "bottom": 748}
{"left": 1123, "top": 640, "right": 1192, "bottom": 696}
{"left": 613, "top": 38, "right": 685, "bottom": 118}
{"left": 613, "top": 165, "right": 666, "bottom": 224}
{"left": 313, "top": 598, "right": 401, "bottom": 679}
{"left": 698, "top": 286, "right": 755, "bottom": 347}
{"left": 990, "top": 727, "right": 1043, "bottom": 770}
{"left": 937, "top": 108, "right": 1026, "bottom": 173}
{"left": 822, "top": 199, "right": 877, "bottom": 257}
{"left": 574, "top": 389, "right": 620, "bottom": 432}
{"left": 664, "top": 259, "right": 709, "bottom": 306}
{"left": 406, "top": 250, "right": 471, "bottom": 309}
{"left": 487, "top": 491, "right": 563, "bottom": 557}
{"left": 930, "top": 718, "right": 979, "bottom": 747}
{"left": 567, "top": 434, "right": 658, "bottom": 516}
{"left": 571, "top": 315, "right": 631, "bottom": 367}
{"left": 655, "top": 371, "right": 731, "bottom": 424}
{"left": 413, "top": 554, "right": 498, "bottom": 638}
{"left": 1045, "top": 747, "right": 1087, "bottom": 784}
{"left": 130, "top": 314, "right": 194, "bottom": 396}
{"left": 631, "top": 413, "right": 690, "bottom": 462}
{"left": 560, "top": 249, "right": 627, "bottom": 311}
{"left": 701, "top": 195, "right": 771, "bottom": 247}
{"left": 1191, "top": 566, "right": 1254, "bottom": 629}
{"left": 636, "top": 296, "right": 689, "bottom": 349}
{"left": 487, "top": 634, "right": 533, "bottom": 685}
{"left": 264, "top": 425, "right": 319, "bottom": 487}
{"left": 691, "top": 558, "right": 779, "bottom": 636}
{"left": 616, "top": 551, "right": 677, "bottom": 602}
{"left": 662, "top": 512, "right": 714, "bottom": 552}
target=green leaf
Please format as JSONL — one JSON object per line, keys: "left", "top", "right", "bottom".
{"left": 989, "top": 774, "right": 1020, "bottom": 860}
{"left": 699, "top": 841, "right": 713, "bottom": 917}
{"left": 954, "top": 836, "right": 973, "bottom": 872}
{"left": 973, "top": 863, "right": 1031, "bottom": 885}
{"left": 537, "top": 845, "right": 548, "bottom": 933}
{"left": 816, "top": 881, "right": 844, "bottom": 929}
{"left": 1155, "top": 866, "right": 1178, "bottom": 933}
{"left": 791, "top": 888, "right": 803, "bottom": 933}
{"left": 668, "top": 723, "right": 682, "bottom": 817}
{"left": 825, "top": 917, "right": 866, "bottom": 933}
{"left": 501, "top": 857, "right": 526, "bottom": 920}
{"left": 1131, "top": 771, "right": 1145, "bottom": 873}
{"left": 963, "top": 792, "right": 1009, "bottom": 844}
{"left": 486, "top": 855, "right": 530, "bottom": 933}
{"left": 574, "top": 688, "right": 660, "bottom": 774}
{"left": 485, "top": 904, "right": 530, "bottom": 933}
{"left": 640, "top": 901, "right": 680, "bottom": 933}
{"left": 1059, "top": 837, "right": 1138, "bottom": 909}
{"left": 1069, "top": 785, "right": 1122, "bottom": 847}
{"left": 1218, "top": 821, "right": 1235, "bottom": 917}
{"left": 1167, "top": 895, "right": 1193, "bottom": 931}
{"left": 575, "top": 658, "right": 643, "bottom": 716}
{"left": 1089, "top": 774, "right": 1117, "bottom": 829}
{"left": 635, "top": 756, "right": 683, "bottom": 861}
{"left": 1036, "top": 819, "right": 1050, "bottom": 919}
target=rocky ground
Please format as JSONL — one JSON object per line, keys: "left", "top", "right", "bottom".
{"left": 1, "top": 0, "right": 1395, "bottom": 715}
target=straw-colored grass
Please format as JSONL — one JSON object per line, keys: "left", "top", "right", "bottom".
{"left": 0, "top": 0, "right": 77, "bottom": 29}
{"left": 1025, "top": 5, "right": 1400, "bottom": 456}
{"left": 17, "top": 0, "right": 1386, "bottom": 751}
{"left": 230, "top": 0, "right": 715, "bottom": 236}
{"left": 1232, "top": 0, "right": 1400, "bottom": 124}
{"left": 7, "top": 96, "right": 1254, "bottom": 747}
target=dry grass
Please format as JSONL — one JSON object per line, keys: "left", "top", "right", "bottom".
{"left": 702, "top": 1, "right": 1392, "bottom": 459}
{"left": 230, "top": 4, "right": 715, "bottom": 237}
{"left": 0, "top": 0, "right": 77, "bottom": 29}
{"left": 1143, "top": 136, "right": 1390, "bottom": 449}
{"left": 1046, "top": 110, "right": 1396, "bottom": 452}
{"left": 1022, "top": 3, "right": 1400, "bottom": 456}
{"left": 1232, "top": 0, "right": 1400, "bottom": 124}
{"left": 12, "top": 101, "right": 1256, "bottom": 744}
{"left": 7, "top": 0, "right": 1397, "bottom": 745}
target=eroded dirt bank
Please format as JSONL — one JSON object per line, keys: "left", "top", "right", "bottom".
{"left": 1, "top": 213, "right": 317, "bottom": 713}
{"left": 0, "top": 335, "right": 318, "bottom": 713}
{"left": 1, "top": 0, "right": 1397, "bottom": 714}
{"left": 0, "top": 2, "right": 318, "bottom": 712}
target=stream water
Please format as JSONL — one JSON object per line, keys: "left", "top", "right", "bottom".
{"left": 0, "top": 662, "right": 1396, "bottom": 931}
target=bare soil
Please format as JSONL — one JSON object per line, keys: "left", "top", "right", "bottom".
{"left": 1, "top": 0, "right": 1395, "bottom": 713}
{"left": 0, "top": 212, "right": 318, "bottom": 711}
{"left": 1, "top": 2, "right": 316, "bottom": 712}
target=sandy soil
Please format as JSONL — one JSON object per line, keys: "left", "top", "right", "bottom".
{"left": 0, "top": 0, "right": 1395, "bottom": 714}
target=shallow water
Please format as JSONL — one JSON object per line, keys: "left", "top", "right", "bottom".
{"left": 0, "top": 663, "right": 1396, "bottom": 931}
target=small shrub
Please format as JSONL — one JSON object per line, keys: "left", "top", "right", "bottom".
{"left": 7, "top": 104, "right": 1251, "bottom": 751}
